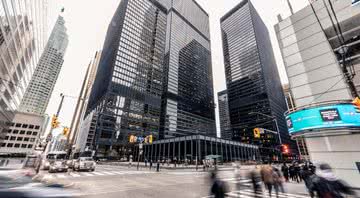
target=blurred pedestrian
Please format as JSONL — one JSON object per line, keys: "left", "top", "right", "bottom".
{"left": 128, "top": 158, "right": 132, "bottom": 168}
{"left": 210, "top": 171, "right": 228, "bottom": 198}
{"left": 261, "top": 164, "right": 275, "bottom": 197}
{"left": 156, "top": 160, "right": 160, "bottom": 172}
{"left": 301, "top": 165, "right": 315, "bottom": 198}
{"left": 234, "top": 164, "right": 241, "bottom": 193}
{"left": 311, "top": 163, "right": 355, "bottom": 198}
{"left": 294, "top": 163, "right": 301, "bottom": 183}
{"left": 281, "top": 163, "right": 289, "bottom": 182}
{"left": 289, "top": 164, "right": 295, "bottom": 182}
{"left": 145, "top": 158, "right": 148, "bottom": 167}
{"left": 149, "top": 160, "right": 153, "bottom": 170}
{"left": 249, "top": 165, "right": 262, "bottom": 198}
{"left": 273, "top": 167, "right": 285, "bottom": 197}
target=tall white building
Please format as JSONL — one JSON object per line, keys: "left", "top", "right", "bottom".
{"left": 0, "top": 1, "right": 48, "bottom": 139}
{"left": 19, "top": 15, "right": 68, "bottom": 115}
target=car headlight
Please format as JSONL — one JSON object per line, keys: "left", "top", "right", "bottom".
{"left": 45, "top": 162, "right": 50, "bottom": 166}
{"left": 80, "top": 162, "right": 85, "bottom": 166}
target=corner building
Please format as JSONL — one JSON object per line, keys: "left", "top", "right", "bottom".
{"left": 220, "top": 0, "right": 293, "bottom": 159}
{"left": 86, "top": 0, "right": 216, "bottom": 158}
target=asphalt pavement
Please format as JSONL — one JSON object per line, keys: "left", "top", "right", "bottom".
{"left": 36, "top": 164, "right": 310, "bottom": 198}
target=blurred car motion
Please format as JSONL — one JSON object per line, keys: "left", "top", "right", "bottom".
{"left": 73, "top": 157, "right": 96, "bottom": 171}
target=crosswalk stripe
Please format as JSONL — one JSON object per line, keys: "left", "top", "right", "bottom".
{"left": 101, "top": 171, "right": 114, "bottom": 175}
{"left": 92, "top": 172, "right": 105, "bottom": 176}
{"left": 240, "top": 189, "right": 309, "bottom": 198}
{"left": 81, "top": 172, "right": 95, "bottom": 177}
{"left": 113, "top": 171, "right": 125, "bottom": 175}
{"left": 69, "top": 172, "right": 80, "bottom": 177}
{"left": 57, "top": 174, "right": 66, "bottom": 178}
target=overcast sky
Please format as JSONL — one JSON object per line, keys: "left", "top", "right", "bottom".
{"left": 46, "top": 0, "right": 308, "bottom": 135}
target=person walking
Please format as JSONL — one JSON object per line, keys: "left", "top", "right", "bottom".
{"left": 261, "top": 164, "right": 275, "bottom": 197}
{"left": 144, "top": 158, "right": 148, "bottom": 167}
{"left": 273, "top": 167, "right": 285, "bottom": 198}
{"left": 311, "top": 163, "right": 355, "bottom": 198}
{"left": 289, "top": 164, "right": 295, "bottom": 182}
{"left": 301, "top": 165, "right": 315, "bottom": 198}
{"left": 281, "top": 163, "right": 289, "bottom": 182}
{"left": 149, "top": 160, "right": 153, "bottom": 170}
{"left": 210, "top": 171, "right": 228, "bottom": 198}
{"left": 249, "top": 165, "right": 262, "bottom": 198}
{"left": 156, "top": 160, "right": 160, "bottom": 172}
{"left": 294, "top": 163, "right": 301, "bottom": 183}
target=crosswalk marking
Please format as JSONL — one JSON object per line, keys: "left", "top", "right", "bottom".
{"left": 92, "top": 172, "right": 106, "bottom": 176}
{"left": 202, "top": 189, "right": 310, "bottom": 198}
{"left": 69, "top": 172, "right": 81, "bottom": 177}
{"left": 57, "top": 174, "right": 66, "bottom": 178}
{"left": 101, "top": 171, "right": 114, "bottom": 175}
{"left": 82, "top": 172, "right": 94, "bottom": 176}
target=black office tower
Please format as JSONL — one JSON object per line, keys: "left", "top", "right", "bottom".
{"left": 86, "top": 0, "right": 215, "bottom": 158}
{"left": 220, "top": 0, "right": 292, "bottom": 159}
{"left": 160, "top": 0, "right": 216, "bottom": 139}
{"left": 86, "top": 0, "right": 168, "bottom": 157}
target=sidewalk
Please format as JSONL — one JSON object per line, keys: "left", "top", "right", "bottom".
{"left": 98, "top": 161, "right": 236, "bottom": 171}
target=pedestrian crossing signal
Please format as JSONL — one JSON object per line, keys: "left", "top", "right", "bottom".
{"left": 51, "top": 115, "right": 60, "bottom": 129}
{"left": 352, "top": 97, "right": 360, "bottom": 113}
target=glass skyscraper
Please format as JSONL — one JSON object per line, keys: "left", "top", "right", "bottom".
{"left": 0, "top": 1, "right": 48, "bottom": 141}
{"left": 218, "top": 90, "right": 231, "bottom": 140}
{"left": 160, "top": 0, "right": 215, "bottom": 139}
{"left": 221, "top": 0, "right": 292, "bottom": 158}
{"left": 86, "top": 0, "right": 215, "bottom": 157}
{"left": 19, "top": 16, "right": 68, "bottom": 115}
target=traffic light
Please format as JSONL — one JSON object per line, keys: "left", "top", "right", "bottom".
{"left": 282, "top": 144, "right": 289, "bottom": 154}
{"left": 352, "top": 97, "right": 360, "bottom": 113}
{"left": 149, "top": 135, "right": 153, "bottom": 144}
{"left": 129, "top": 135, "right": 136, "bottom": 143}
{"left": 253, "top": 128, "right": 261, "bottom": 138}
{"left": 62, "top": 127, "right": 70, "bottom": 136}
{"left": 51, "top": 115, "right": 59, "bottom": 129}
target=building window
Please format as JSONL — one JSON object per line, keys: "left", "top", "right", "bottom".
{"left": 10, "top": 136, "right": 16, "bottom": 141}
{"left": 26, "top": 131, "right": 32, "bottom": 135}
{"left": 13, "top": 130, "right": 19, "bottom": 134}
{"left": 21, "top": 144, "right": 27, "bottom": 148}
{"left": 7, "top": 143, "right": 13, "bottom": 147}
{"left": 34, "top": 125, "right": 40, "bottom": 129}
{"left": 27, "top": 144, "right": 33, "bottom": 148}
{"left": 5, "top": 136, "right": 9, "bottom": 140}
{"left": 14, "top": 144, "right": 20, "bottom": 148}
{"left": 15, "top": 123, "right": 21, "bottom": 127}
{"left": 29, "top": 125, "right": 34, "bottom": 129}
{"left": 7, "top": 129, "right": 11, "bottom": 133}
{"left": 19, "top": 130, "right": 25, "bottom": 135}
{"left": 32, "top": 132, "right": 38, "bottom": 136}
{"left": 30, "top": 138, "right": 35, "bottom": 142}
{"left": 24, "top": 137, "right": 29, "bottom": 142}
{"left": 22, "top": 124, "right": 28, "bottom": 128}
{"left": 17, "top": 137, "right": 23, "bottom": 141}
{"left": 1, "top": 143, "right": 5, "bottom": 147}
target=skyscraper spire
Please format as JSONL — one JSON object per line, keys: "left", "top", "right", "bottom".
{"left": 287, "top": 0, "right": 294, "bottom": 15}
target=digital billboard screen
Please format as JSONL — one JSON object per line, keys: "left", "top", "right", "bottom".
{"left": 286, "top": 104, "right": 360, "bottom": 134}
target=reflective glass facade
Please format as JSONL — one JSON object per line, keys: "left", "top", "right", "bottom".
{"left": 19, "top": 16, "right": 68, "bottom": 115}
{"left": 160, "top": 0, "right": 215, "bottom": 139}
{"left": 86, "top": 0, "right": 215, "bottom": 157}
{"left": 218, "top": 90, "right": 231, "bottom": 140}
{"left": 221, "top": 1, "right": 292, "bottom": 155}
{"left": 87, "top": 0, "right": 168, "bottom": 156}
{"left": 0, "top": 1, "right": 47, "bottom": 142}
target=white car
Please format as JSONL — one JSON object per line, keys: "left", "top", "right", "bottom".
{"left": 48, "top": 161, "right": 68, "bottom": 173}
{"left": 73, "top": 157, "right": 96, "bottom": 172}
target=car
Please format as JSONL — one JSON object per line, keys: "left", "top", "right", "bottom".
{"left": 66, "top": 159, "right": 76, "bottom": 169}
{"left": 48, "top": 161, "right": 68, "bottom": 173}
{"left": 73, "top": 157, "right": 96, "bottom": 172}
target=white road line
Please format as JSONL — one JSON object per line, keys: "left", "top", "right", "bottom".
{"left": 101, "top": 171, "right": 114, "bottom": 175}
{"left": 69, "top": 172, "right": 81, "bottom": 177}
{"left": 42, "top": 174, "right": 54, "bottom": 180}
{"left": 56, "top": 174, "right": 66, "bottom": 178}
{"left": 113, "top": 171, "right": 125, "bottom": 175}
{"left": 81, "top": 172, "right": 95, "bottom": 177}
{"left": 92, "top": 172, "right": 105, "bottom": 176}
